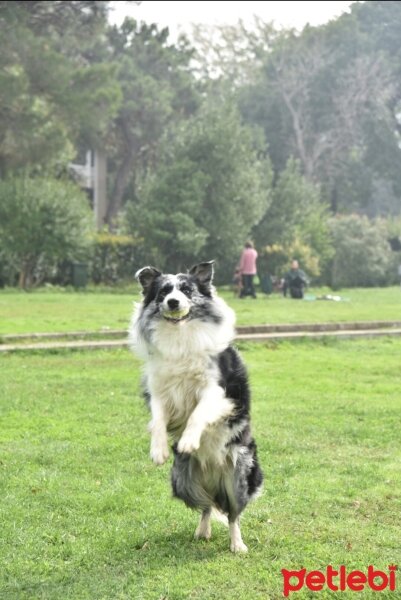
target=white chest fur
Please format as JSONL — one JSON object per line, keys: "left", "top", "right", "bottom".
{"left": 130, "top": 292, "right": 237, "bottom": 462}
{"left": 146, "top": 353, "right": 218, "bottom": 437}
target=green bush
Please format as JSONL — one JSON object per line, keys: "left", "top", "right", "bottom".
{"left": 258, "top": 239, "right": 321, "bottom": 280}
{"left": 0, "top": 177, "right": 94, "bottom": 288}
{"left": 328, "top": 215, "right": 394, "bottom": 288}
{"left": 253, "top": 159, "right": 333, "bottom": 283}
{"left": 90, "top": 232, "right": 144, "bottom": 285}
{"left": 124, "top": 102, "right": 272, "bottom": 280}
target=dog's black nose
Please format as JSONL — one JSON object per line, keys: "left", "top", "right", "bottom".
{"left": 167, "top": 298, "right": 180, "bottom": 310}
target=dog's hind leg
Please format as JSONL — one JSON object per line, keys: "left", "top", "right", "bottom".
{"left": 229, "top": 517, "right": 248, "bottom": 553}
{"left": 194, "top": 507, "right": 212, "bottom": 540}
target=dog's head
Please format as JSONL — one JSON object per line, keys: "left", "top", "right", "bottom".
{"left": 135, "top": 261, "right": 215, "bottom": 324}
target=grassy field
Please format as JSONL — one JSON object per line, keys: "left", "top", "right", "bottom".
{"left": 1, "top": 339, "right": 400, "bottom": 599}
{"left": 1, "top": 286, "right": 400, "bottom": 335}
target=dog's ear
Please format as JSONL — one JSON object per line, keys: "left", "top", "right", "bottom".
{"left": 135, "top": 266, "right": 162, "bottom": 294}
{"left": 189, "top": 261, "right": 215, "bottom": 286}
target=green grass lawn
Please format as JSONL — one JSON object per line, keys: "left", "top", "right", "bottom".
{"left": 1, "top": 286, "right": 400, "bottom": 335}
{"left": 1, "top": 339, "right": 400, "bottom": 599}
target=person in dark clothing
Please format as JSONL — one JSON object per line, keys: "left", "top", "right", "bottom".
{"left": 283, "top": 259, "right": 308, "bottom": 299}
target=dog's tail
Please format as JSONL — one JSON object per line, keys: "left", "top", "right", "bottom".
{"left": 211, "top": 507, "right": 228, "bottom": 527}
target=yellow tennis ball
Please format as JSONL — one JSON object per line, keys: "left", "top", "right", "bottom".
{"left": 164, "top": 307, "right": 190, "bottom": 320}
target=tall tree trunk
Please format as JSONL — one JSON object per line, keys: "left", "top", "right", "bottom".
{"left": 106, "top": 121, "right": 140, "bottom": 230}
{"left": 331, "top": 186, "right": 338, "bottom": 214}
{"left": 18, "top": 269, "right": 26, "bottom": 289}
{"left": 105, "top": 151, "right": 134, "bottom": 229}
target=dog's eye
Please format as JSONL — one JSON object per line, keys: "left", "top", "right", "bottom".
{"left": 157, "top": 284, "right": 173, "bottom": 302}
{"left": 180, "top": 285, "right": 192, "bottom": 297}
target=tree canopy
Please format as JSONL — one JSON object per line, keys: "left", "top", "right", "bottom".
{"left": 124, "top": 102, "right": 272, "bottom": 275}
{"left": 0, "top": 1, "right": 121, "bottom": 175}
{"left": 1, "top": 0, "right": 401, "bottom": 286}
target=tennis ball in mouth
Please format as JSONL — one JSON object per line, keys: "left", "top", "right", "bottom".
{"left": 163, "top": 307, "right": 190, "bottom": 320}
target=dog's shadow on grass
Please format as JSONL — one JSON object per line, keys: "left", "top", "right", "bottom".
{"left": 134, "top": 523, "right": 239, "bottom": 564}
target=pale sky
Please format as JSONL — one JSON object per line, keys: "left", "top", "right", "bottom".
{"left": 109, "top": 1, "right": 355, "bottom": 36}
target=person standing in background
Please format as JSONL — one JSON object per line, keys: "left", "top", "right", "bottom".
{"left": 239, "top": 241, "right": 258, "bottom": 299}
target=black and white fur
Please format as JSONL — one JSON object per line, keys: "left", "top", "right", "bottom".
{"left": 129, "top": 261, "right": 263, "bottom": 552}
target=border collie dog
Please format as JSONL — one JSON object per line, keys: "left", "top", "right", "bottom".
{"left": 130, "top": 261, "right": 263, "bottom": 552}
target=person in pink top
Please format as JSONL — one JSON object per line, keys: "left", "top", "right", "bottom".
{"left": 239, "top": 241, "right": 258, "bottom": 298}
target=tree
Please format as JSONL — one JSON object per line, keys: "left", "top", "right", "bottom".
{"left": 191, "top": 18, "right": 278, "bottom": 86}
{"left": 0, "top": 1, "right": 109, "bottom": 38}
{"left": 104, "top": 20, "right": 199, "bottom": 226}
{"left": 253, "top": 158, "right": 333, "bottom": 277}
{"left": 0, "top": 1, "right": 121, "bottom": 174}
{"left": 237, "top": 2, "right": 401, "bottom": 216}
{"left": 328, "top": 215, "right": 393, "bottom": 288}
{"left": 0, "top": 177, "right": 94, "bottom": 288}
{"left": 124, "top": 102, "right": 273, "bottom": 278}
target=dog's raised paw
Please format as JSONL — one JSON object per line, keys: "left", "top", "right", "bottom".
{"left": 177, "top": 431, "right": 200, "bottom": 454}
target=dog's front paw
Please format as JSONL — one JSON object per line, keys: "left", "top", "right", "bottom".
{"left": 150, "top": 443, "right": 169, "bottom": 465}
{"left": 177, "top": 430, "right": 200, "bottom": 455}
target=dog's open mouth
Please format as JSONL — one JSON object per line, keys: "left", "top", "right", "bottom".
{"left": 163, "top": 308, "right": 190, "bottom": 323}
